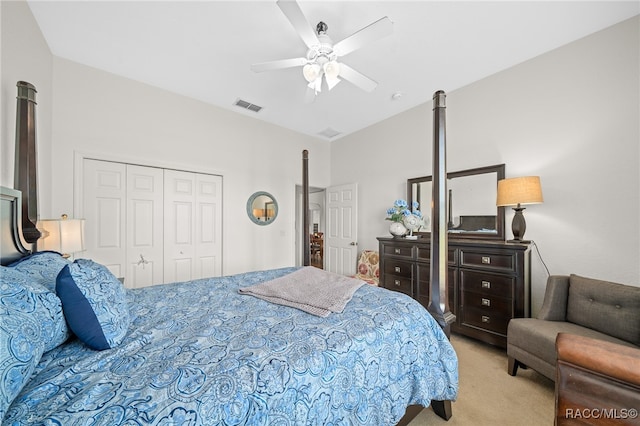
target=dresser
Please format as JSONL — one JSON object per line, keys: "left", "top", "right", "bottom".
{"left": 377, "top": 237, "right": 531, "bottom": 348}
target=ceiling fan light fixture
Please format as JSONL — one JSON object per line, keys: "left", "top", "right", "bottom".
{"left": 303, "top": 63, "right": 321, "bottom": 83}
{"left": 323, "top": 60, "right": 340, "bottom": 79}
{"left": 326, "top": 75, "right": 341, "bottom": 91}
{"left": 308, "top": 77, "right": 322, "bottom": 93}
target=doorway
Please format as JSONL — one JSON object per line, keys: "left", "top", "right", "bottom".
{"left": 295, "top": 185, "right": 325, "bottom": 269}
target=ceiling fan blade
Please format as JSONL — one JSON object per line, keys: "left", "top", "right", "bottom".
{"left": 333, "top": 16, "right": 393, "bottom": 57}
{"left": 277, "top": 0, "right": 320, "bottom": 48}
{"left": 251, "top": 57, "right": 307, "bottom": 73}
{"left": 338, "top": 63, "right": 377, "bottom": 92}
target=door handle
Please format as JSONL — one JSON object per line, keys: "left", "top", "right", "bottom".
{"left": 350, "top": 242, "right": 357, "bottom": 246}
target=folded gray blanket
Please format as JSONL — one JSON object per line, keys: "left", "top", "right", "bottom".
{"left": 238, "top": 266, "right": 365, "bottom": 317}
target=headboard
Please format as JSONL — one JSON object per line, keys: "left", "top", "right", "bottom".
{"left": 1, "top": 186, "right": 32, "bottom": 265}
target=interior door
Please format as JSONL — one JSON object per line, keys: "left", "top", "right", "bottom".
{"left": 126, "top": 164, "right": 164, "bottom": 288}
{"left": 325, "top": 183, "right": 358, "bottom": 275}
{"left": 82, "top": 159, "right": 126, "bottom": 278}
{"left": 164, "top": 170, "right": 222, "bottom": 283}
{"left": 194, "top": 173, "right": 223, "bottom": 278}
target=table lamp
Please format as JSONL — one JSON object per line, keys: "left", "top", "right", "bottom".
{"left": 38, "top": 214, "right": 85, "bottom": 258}
{"left": 496, "top": 176, "right": 543, "bottom": 242}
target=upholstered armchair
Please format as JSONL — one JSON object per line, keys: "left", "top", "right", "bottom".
{"left": 353, "top": 250, "right": 379, "bottom": 286}
{"left": 507, "top": 274, "right": 640, "bottom": 381}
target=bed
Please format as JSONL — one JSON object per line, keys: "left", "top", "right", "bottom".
{"left": 1, "top": 194, "right": 457, "bottom": 424}
{"left": 2, "top": 84, "right": 457, "bottom": 425}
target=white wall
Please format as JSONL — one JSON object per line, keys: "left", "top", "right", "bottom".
{"left": 3, "top": 1, "right": 638, "bottom": 300}
{"left": 1, "top": 1, "right": 331, "bottom": 275}
{"left": 1, "top": 0, "right": 53, "bottom": 215}
{"left": 331, "top": 16, "right": 640, "bottom": 314}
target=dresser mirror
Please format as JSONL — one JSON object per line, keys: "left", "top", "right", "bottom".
{"left": 247, "top": 191, "right": 278, "bottom": 225}
{"left": 407, "top": 164, "right": 505, "bottom": 240}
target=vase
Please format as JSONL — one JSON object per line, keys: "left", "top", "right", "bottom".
{"left": 389, "top": 221, "right": 407, "bottom": 238}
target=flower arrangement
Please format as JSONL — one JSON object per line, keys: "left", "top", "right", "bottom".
{"left": 386, "top": 199, "right": 422, "bottom": 223}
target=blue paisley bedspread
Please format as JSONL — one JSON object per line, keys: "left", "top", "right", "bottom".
{"left": 4, "top": 267, "right": 458, "bottom": 425}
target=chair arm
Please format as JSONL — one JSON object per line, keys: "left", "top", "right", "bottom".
{"left": 556, "top": 333, "right": 640, "bottom": 386}
{"left": 555, "top": 333, "right": 640, "bottom": 425}
{"left": 536, "top": 275, "right": 569, "bottom": 321}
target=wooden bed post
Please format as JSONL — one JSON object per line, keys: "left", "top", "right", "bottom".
{"left": 428, "top": 90, "right": 456, "bottom": 335}
{"left": 302, "top": 150, "right": 310, "bottom": 266}
{"left": 14, "top": 81, "right": 41, "bottom": 244}
{"left": 428, "top": 90, "right": 455, "bottom": 421}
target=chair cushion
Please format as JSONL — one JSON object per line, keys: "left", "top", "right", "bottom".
{"left": 566, "top": 274, "right": 640, "bottom": 345}
{"left": 508, "top": 318, "right": 637, "bottom": 369}
{"left": 354, "top": 250, "right": 379, "bottom": 285}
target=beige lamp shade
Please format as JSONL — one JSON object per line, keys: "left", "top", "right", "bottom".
{"left": 39, "top": 216, "right": 85, "bottom": 257}
{"left": 496, "top": 176, "right": 543, "bottom": 207}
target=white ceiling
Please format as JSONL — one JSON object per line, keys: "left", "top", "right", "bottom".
{"left": 27, "top": 1, "right": 639, "bottom": 141}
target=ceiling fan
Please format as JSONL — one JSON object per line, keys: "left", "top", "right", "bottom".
{"left": 251, "top": 0, "right": 393, "bottom": 97}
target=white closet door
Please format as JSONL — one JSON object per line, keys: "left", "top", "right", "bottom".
{"left": 194, "top": 173, "right": 223, "bottom": 278}
{"left": 164, "top": 170, "right": 196, "bottom": 283}
{"left": 82, "top": 159, "right": 126, "bottom": 279}
{"left": 126, "top": 165, "right": 164, "bottom": 288}
{"left": 164, "top": 170, "right": 222, "bottom": 283}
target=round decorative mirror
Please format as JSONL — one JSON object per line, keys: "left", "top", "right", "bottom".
{"left": 247, "top": 191, "right": 278, "bottom": 225}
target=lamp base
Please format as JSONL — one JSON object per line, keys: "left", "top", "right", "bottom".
{"left": 507, "top": 239, "right": 531, "bottom": 244}
{"left": 511, "top": 206, "right": 527, "bottom": 241}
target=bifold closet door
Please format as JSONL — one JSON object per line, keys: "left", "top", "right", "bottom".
{"left": 82, "top": 159, "right": 127, "bottom": 279}
{"left": 126, "top": 165, "right": 164, "bottom": 288}
{"left": 163, "top": 170, "right": 222, "bottom": 283}
{"left": 82, "top": 159, "right": 222, "bottom": 286}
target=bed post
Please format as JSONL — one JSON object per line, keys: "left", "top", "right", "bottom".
{"left": 428, "top": 90, "right": 456, "bottom": 335}
{"left": 428, "top": 90, "right": 455, "bottom": 421}
{"left": 14, "top": 81, "right": 41, "bottom": 245}
{"left": 302, "top": 150, "right": 310, "bottom": 266}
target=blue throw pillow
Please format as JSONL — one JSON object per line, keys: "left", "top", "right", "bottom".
{"left": 9, "top": 251, "right": 70, "bottom": 293}
{"left": 8, "top": 252, "right": 72, "bottom": 350}
{"left": 0, "top": 268, "right": 50, "bottom": 419}
{"left": 56, "top": 259, "right": 130, "bottom": 351}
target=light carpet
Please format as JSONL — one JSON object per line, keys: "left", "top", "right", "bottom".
{"left": 410, "top": 334, "right": 555, "bottom": 425}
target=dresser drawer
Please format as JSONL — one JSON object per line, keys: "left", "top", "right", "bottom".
{"left": 383, "top": 260, "right": 412, "bottom": 278}
{"left": 383, "top": 274, "right": 413, "bottom": 296}
{"left": 460, "top": 250, "right": 516, "bottom": 272}
{"left": 382, "top": 244, "right": 413, "bottom": 259}
{"left": 462, "top": 291, "right": 511, "bottom": 314}
{"left": 460, "top": 270, "right": 514, "bottom": 296}
{"left": 461, "top": 306, "right": 510, "bottom": 335}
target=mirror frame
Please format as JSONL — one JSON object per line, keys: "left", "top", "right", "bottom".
{"left": 407, "top": 164, "right": 506, "bottom": 240}
{"left": 246, "top": 191, "right": 278, "bottom": 226}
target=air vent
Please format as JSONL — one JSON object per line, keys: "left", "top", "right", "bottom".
{"left": 318, "top": 127, "right": 342, "bottom": 139}
{"left": 234, "top": 99, "right": 262, "bottom": 113}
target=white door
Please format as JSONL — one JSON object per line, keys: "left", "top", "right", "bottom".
{"left": 82, "top": 159, "right": 127, "bottom": 279}
{"left": 164, "top": 170, "right": 222, "bottom": 283}
{"left": 194, "top": 173, "right": 222, "bottom": 278}
{"left": 126, "top": 165, "right": 164, "bottom": 288}
{"left": 325, "top": 183, "right": 358, "bottom": 275}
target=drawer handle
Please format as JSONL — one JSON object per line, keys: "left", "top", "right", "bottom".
{"left": 481, "top": 256, "right": 491, "bottom": 264}
{"left": 481, "top": 315, "right": 490, "bottom": 323}
{"left": 394, "top": 248, "right": 401, "bottom": 254}
{"left": 394, "top": 279, "right": 401, "bottom": 287}
{"left": 481, "top": 298, "right": 491, "bottom": 307}
{"left": 481, "top": 280, "right": 491, "bottom": 289}
{"left": 394, "top": 266, "right": 401, "bottom": 273}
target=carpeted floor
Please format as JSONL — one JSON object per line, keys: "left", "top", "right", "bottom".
{"left": 409, "top": 334, "right": 555, "bottom": 425}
